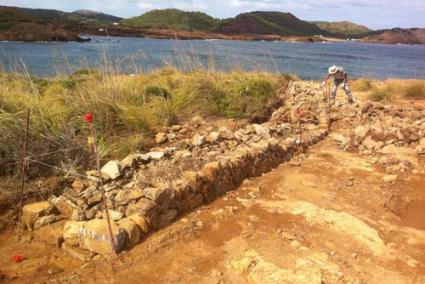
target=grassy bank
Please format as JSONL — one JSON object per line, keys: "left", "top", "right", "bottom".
{"left": 351, "top": 78, "right": 425, "bottom": 102}
{"left": 0, "top": 68, "right": 290, "bottom": 177}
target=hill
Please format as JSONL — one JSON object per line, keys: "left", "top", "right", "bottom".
{"left": 362, "top": 28, "right": 425, "bottom": 44}
{"left": 1, "top": 6, "right": 121, "bottom": 25}
{"left": 70, "top": 10, "right": 122, "bottom": 24}
{"left": 0, "top": 6, "right": 85, "bottom": 41}
{"left": 216, "top": 11, "right": 327, "bottom": 36}
{"left": 312, "top": 21, "right": 371, "bottom": 37}
{"left": 122, "top": 9, "right": 220, "bottom": 31}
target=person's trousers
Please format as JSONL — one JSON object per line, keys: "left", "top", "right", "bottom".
{"left": 331, "top": 79, "right": 353, "bottom": 99}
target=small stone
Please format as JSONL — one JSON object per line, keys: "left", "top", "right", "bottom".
{"left": 171, "top": 125, "right": 182, "bottom": 131}
{"left": 22, "top": 201, "right": 54, "bottom": 230}
{"left": 108, "top": 210, "right": 124, "bottom": 222}
{"left": 121, "top": 154, "right": 138, "bottom": 168}
{"left": 206, "top": 131, "right": 220, "bottom": 143}
{"left": 115, "top": 189, "right": 144, "bottom": 206}
{"left": 383, "top": 175, "right": 398, "bottom": 183}
{"left": 192, "top": 134, "right": 206, "bottom": 147}
{"left": 155, "top": 132, "right": 168, "bottom": 144}
{"left": 149, "top": 151, "right": 165, "bottom": 160}
{"left": 62, "top": 243, "right": 94, "bottom": 262}
{"left": 72, "top": 179, "right": 86, "bottom": 193}
{"left": 87, "top": 193, "right": 103, "bottom": 206}
{"left": 34, "top": 215, "right": 61, "bottom": 229}
{"left": 218, "top": 127, "right": 234, "bottom": 140}
{"left": 101, "top": 160, "right": 123, "bottom": 180}
{"left": 253, "top": 124, "right": 271, "bottom": 139}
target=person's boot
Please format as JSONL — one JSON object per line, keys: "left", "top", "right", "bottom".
{"left": 347, "top": 96, "right": 355, "bottom": 104}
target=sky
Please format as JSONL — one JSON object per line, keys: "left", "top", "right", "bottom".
{"left": 1, "top": 0, "right": 424, "bottom": 29}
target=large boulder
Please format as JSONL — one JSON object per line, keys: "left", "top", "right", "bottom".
{"left": 143, "top": 187, "right": 174, "bottom": 208}
{"left": 127, "top": 214, "right": 149, "bottom": 235}
{"left": 22, "top": 201, "right": 54, "bottom": 230}
{"left": 118, "top": 218, "right": 140, "bottom": 248}
{"left": 80, "top": 219, "right": 126, "bottom": 255}
{"left": 125, "top": 198, "right": 161, "bottom": 229}
{"left": 63, "top": 221, "right": 85, "bottom": 247}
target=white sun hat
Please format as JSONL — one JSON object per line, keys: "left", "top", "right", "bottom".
{"left": 328, "top": 65, "right": 338, "bottom": 75}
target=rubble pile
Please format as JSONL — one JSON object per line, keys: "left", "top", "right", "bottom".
{"left": 21, "top": 82, "right": 332, "bottom": 256}
{"left": 334, "top": 101, "right": 425, "bottom": 173}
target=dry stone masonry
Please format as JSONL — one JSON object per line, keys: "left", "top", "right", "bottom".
{"left": 24, "top": 82, "right": 425, "bottom": 257}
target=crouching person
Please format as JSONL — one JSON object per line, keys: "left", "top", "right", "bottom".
{"left": 322, "top": 65, "right": 354, "bottom": 104}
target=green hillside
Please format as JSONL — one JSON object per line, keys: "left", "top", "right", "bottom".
{"left": 122, "top": 9, "right": 220, "bottom": 31}
{"left": 0, "top": 6, "right": 121, "bottom": 26}
{"left": 217, "top": 11, "right": 327, "bottom": 36}
{"left": 313, "top": 21, "right": 371, "bottom": 37}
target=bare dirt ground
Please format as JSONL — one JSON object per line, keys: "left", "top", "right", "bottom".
{"left": 1, "top": 88, "right": 425, "bottom": 284}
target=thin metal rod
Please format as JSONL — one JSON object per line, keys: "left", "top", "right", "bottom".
{"left": 18, "top": 109, "right": 31, "bottom": 222}
{"left": 90, "top": 124, "right": 117, "bottom": 255}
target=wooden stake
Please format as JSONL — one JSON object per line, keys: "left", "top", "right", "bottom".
{"left": 326, "top": 82, "right": 332, "bottom": 132}
{"left": 90, "top": 124, "right": 117, "bottom": 255}
{"left": 18, "top": 109, "right": 31, "bottom": 222}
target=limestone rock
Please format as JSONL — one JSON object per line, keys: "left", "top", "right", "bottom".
{"left": 80, "top": 219, "right": 126, "bottom": 255}
{"left": 63, "top": 221, "right": 85, "bottom": 247}
{"left": 52, "top": 196, "right": 78, "bottom": 219}
{"left": 34, "top": 215, "right": 61, "bottom": 230}
{"left": 158, "top": 209, "right": 178, "bottom": 228}
{"left": 127, "top": 214, "right": 149, "bottom": 235}
{"left": 22, "top": 201, "right": 54, "bottom": 230}
{"left": 72, "top": 179, "right": 86, "bottom": 193}
{"left": 149, "top": 151, "right": 165, "bottom": 160}
{"left": 143, "top": 187, "right": 174, "bottom": 208}
{"left": 121, "top": 154, "right": 139, "bottom": 168}
{"left": 101, "top": 160, "right": 123, "bottom": 180}
{"left": 206, "top": 131, "right": 220, "bottom": 143}
{"left": 118, "top": 218, "right": 140, "bottom": 248}
{"left": 253, "top": 124, "right": 271, "bottom": 139}
{"left": 192, "top": 134, "right": 206, "bottom": 147}
{"left": 218, "top": 127, "right": 234, "bottom": 140}
{"left": 115, "top": 189, "right": 144, "bottom": 206}
{"left": 155, "top": 132, "right": 168, "bottom": 144}
{"left": 109, "top": 210, "right": 124, "bottom": 222}
{"left": 354, "top": 125, "right": 369, "bottom": 140}
{"left": 125, "top": 198, "right": 161, "bottom": 229}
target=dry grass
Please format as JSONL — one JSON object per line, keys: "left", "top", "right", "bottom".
{"left": 0, "top": 68, "right": 291, "bottom": 177}
{"left": 351, "top": 79, "right": 425, "bottom": 102}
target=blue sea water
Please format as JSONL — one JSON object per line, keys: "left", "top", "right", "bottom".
{"left": 0, "top": 36, "right": 424, "bottom": 79}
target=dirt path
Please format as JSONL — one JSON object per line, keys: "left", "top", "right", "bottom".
{"left": 1, "top": 118, "right": 424, "bottom": 283}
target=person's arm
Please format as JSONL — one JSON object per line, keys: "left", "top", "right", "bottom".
{"left": 322, "top": 74, "right": 329, "bottom": 86}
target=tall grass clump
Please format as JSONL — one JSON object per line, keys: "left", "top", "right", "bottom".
{"left": 0, "top": 68, "right": 291, "bottom": 177}
{"left": 403, "top": 82, "right": 425, "bottom": 99}
{"left": 368, "top": 87, "right": 393, "bottom": 102}
{"left": 352, "top": 78, "right": 373, "bottom": 92}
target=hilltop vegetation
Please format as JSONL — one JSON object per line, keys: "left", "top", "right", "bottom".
{"left": 217, "top": 11, "right": 326, "bottom": 36}
{"left": 123, "top": 9, "right": 220, "bottom": 31}
{"left": 312, "top": 21, "right": 371, "bottom": 37}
